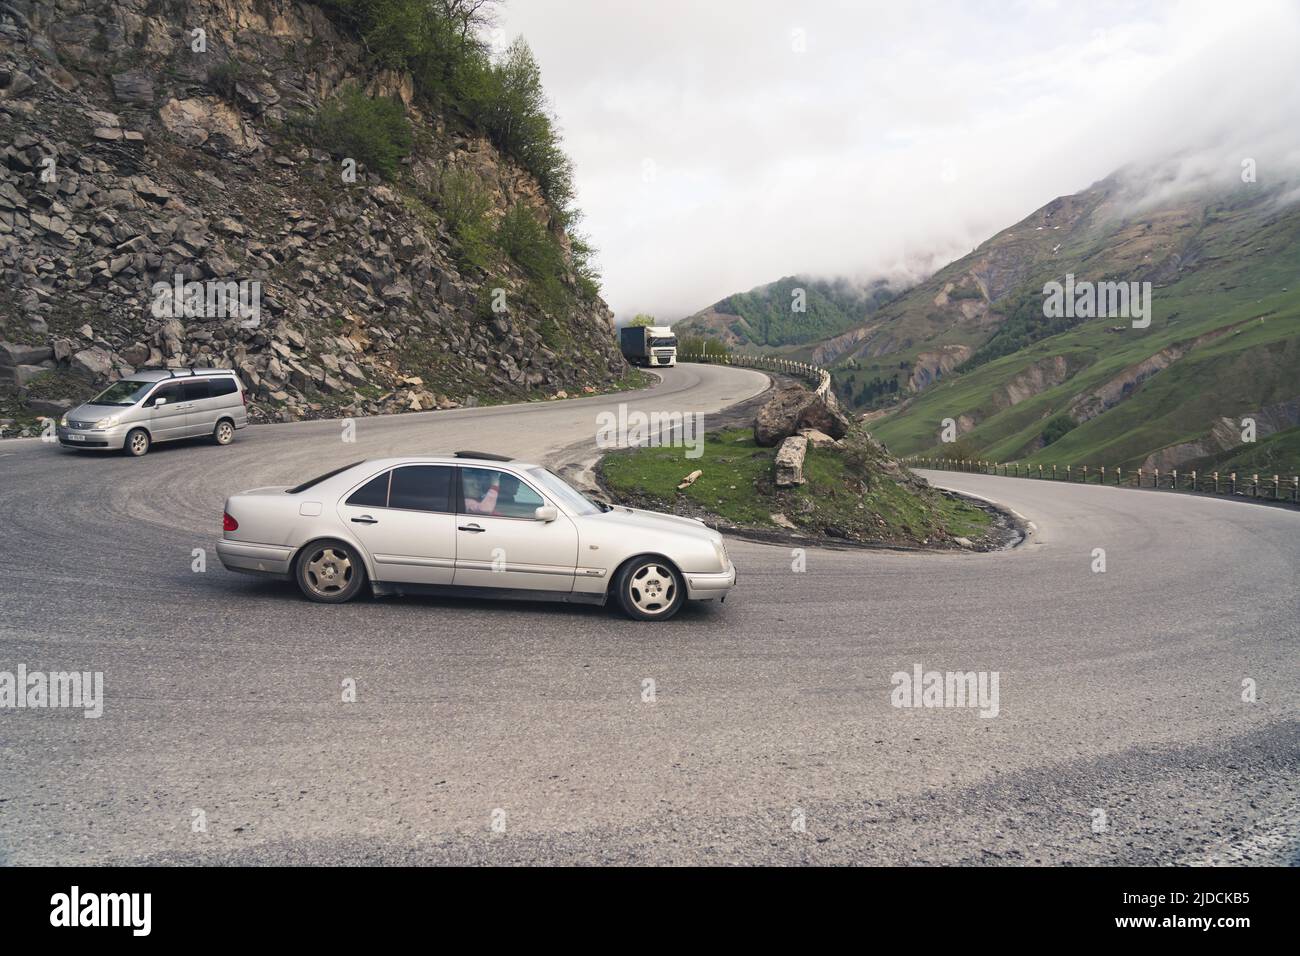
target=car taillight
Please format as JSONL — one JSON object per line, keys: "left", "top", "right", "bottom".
{"left": 241, "top": 388, "right": 247, "bottom": 406}
{"left": 223, "top": 511, "right": 238, "bottom": 532}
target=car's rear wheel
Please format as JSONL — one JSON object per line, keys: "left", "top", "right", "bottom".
{"left": 295, "top": 540, "right": 366, "bottom": 603}
{"left": 213, "top": 419, "right": 235, "bottom": 445}
{"left": 124, "top": 428, "right": 150, "bottom": 457}
{"left": 615, "top": 557, "right": 684, "bottom": 621}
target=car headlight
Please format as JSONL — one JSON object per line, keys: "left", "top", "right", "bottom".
{"left": 94, "top": 415, "right": 120, "bottom": 430}
{"left": 59, "top": 415, "right": 68, "bottom": 427}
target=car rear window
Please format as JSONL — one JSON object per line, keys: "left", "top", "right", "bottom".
{"left": 389, "top": 466, "right": 454, "bottom": 513}
{"left": 287, "top": 461, "right": 364, "bottom": 494}
{"left": 346, "top": 472, "right": 391, "bottom": 508}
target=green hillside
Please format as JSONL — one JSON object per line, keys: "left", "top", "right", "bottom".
{"left": 676, "top": 275, "right": 895, "bottom": 348}
{"left": 838, "top": 173, "right": 1300, "bottom": 474}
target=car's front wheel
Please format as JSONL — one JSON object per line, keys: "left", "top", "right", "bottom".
{"left": 124, "top": 428, "right": 151, "bottom": 457}
{"left": 615, "top": 557, "right": 685, "bottom": 621}
{"left": 295, "top": 540, "right": 366, "bottom": 603}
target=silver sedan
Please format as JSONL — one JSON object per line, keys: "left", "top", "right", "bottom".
{"left": 216, "top": 453, "right": 735, "bottom": 620}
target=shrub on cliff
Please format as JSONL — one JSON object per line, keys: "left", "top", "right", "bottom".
{"left": 315, "top": 85, "right": 412, "bottom": 180}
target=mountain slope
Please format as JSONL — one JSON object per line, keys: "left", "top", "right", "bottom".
{"left": 862, "top": 177, "right": 1300, "bottom": 470}
{"left": 0, "top": 0, "right": 629, "bottom": 432}
{"left": 774, "top": 167, "right": 1300, "bottom": 472}
{"left": 676, "top": 275, "right": 895, "bottom": 348}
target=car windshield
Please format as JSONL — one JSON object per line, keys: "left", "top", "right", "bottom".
{"left": 87, "top": 380, "right": 153, "bottom": 406}
{"left": 528, "top": 467, "right": 605, "bottom": 516}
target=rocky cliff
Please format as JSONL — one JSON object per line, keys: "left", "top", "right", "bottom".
{"left": 0, "top": 0, "right": 628, "bottom": 430}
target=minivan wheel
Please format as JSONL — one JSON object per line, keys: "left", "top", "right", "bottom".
{"left": 213, "top": 419, "right": 235, "bottom": 445}
{"left": 295, "top": 540, "right": 366, "bottom": 604}
{"left": 615, "top": 557, "right": 685, "bottom": 621}
{"left": 124, "top": 428, "right": 151, "bottom": 457}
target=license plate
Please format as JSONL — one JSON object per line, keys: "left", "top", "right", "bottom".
{"left": 68, "top": 434, "right": 85, "bottom": 441}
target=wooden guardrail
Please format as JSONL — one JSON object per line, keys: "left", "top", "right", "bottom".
{"left": 907, "top": 457, "right": 1300, "bottom": 505}
{"left": 679, "top": 351, "right": 831, "bottom": 393}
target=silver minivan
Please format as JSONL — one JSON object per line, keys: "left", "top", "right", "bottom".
{"left": 58, "top": 368, "right": 249, "bottom": 456}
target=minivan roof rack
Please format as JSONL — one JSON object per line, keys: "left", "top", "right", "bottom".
{"left": 454, "top": 450, "right": 513, "bottom": 462}
{"left": 136, "top": 367, "right": 230, "bottom": 378}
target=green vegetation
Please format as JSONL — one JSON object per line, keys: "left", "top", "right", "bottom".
{"left": 314, "top": 85, "right": 412, "bottom": 180}
{"left": 495, "top": 202, "right": 563, "bottom": 281}
{"left": 433, "top": 167, "right": 494, "bottom": 269}
{"left": 628, "top": 314, "right": 656, "bottom": 327}
{"left": 316, "top": 2, "right": 576, "bottom": 215}
{"left": 207, "top": 60, "right": 242, "bottom": 101}
{"left": 866, "top": 184, "right": 1300, "bottom": 471}
{"left": 599, "top": 426, "right": 991, "bottom": 546}
{"left": 1189, "top": 425, "right": 1300, "bottom": 477}
{"left": 1040, "top": 414, "right": 1077, "bottom": 446}
{"left": 311, "top": 1, "right": 603, "bottom": 306}
{"left": 684, "top": 276, "right": 895, "bottom": 348}
{"left": 678, "top": 335, "right": 729, "bottom": 358}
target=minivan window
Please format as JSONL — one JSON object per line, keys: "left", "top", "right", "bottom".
{"left": 87, "top": 380, "right": 153, "bottom": 406}
{"left": 210, "top": 378, "right": 238, "bottom": 397}
{"left": 389, "top": 466, "right": 454, "bottom": 513}
{"left": 346, "top": 472, "right": 391, "bottom": 508}
{"left": 147, "top": 382, "right": 183, "bottom": 407}
{"left": 182, "top": 380, "right": 211, "bottom": 401}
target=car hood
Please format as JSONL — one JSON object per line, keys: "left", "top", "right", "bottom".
{"left": 64, "top": 403, "right": 124, "bottom": 424}
{"left": 582, "top": 505, "right": 720, "bottom": 541}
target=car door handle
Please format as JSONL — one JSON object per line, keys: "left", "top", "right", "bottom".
{"left": 457, "top": 523, "right": 486, "bottom": 533}
{"left": 351, "top": 515, "right": 379, "bottom": 524}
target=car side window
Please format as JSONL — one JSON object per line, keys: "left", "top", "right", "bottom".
{"left": 388, "top": 466, "right": 454, "bottom": 513}
{"left": 210, "top": 378, "right": 238, "bottom": 397}
{"left": 345, "top": 471, "right": 391, "bottom": 508}
{"left": 459, "top": 467, "right": 545, "bottom": 518}
{"left": 183, "top": 380, "right": 211, "bottom": 401}
{"left": 147, "top": 382, "right": 182, "bottom": 407}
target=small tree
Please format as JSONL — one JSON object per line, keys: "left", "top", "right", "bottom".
{"left": 628, "top": 314, "right": 656, "bottom": 327}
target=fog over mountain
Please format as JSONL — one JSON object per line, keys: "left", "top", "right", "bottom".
{"left": 498, "top": 0, "right": 1300, "bottom": 320}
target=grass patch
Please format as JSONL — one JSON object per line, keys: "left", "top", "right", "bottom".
{"left": 600, "top": 426, "right": 992, "bottom": 546}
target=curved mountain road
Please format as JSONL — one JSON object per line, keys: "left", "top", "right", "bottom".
{"left": 0, "top": 364, "right": 1295, "bottom": 865}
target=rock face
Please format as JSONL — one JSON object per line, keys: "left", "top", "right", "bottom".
{"left": 0, "top": 0, "right": 626, "bottom": 426}
{"left": 754, "top": 383, "right": 852, "bottom": 446}
{"left": 774, "top": 435, "right": 808, "bottom": 487}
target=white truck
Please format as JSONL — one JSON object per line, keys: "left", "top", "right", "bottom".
{"left": 619, "top": 325, "right": 678, "bottom": 368}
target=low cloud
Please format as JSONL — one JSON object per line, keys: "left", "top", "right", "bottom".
{"left": 499, "top": 0, "right": 1300, "bottom": 319}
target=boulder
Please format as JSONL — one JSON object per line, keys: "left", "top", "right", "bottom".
{"left": 798, "top": 427, "right": 838, "bottom": 448}
{"left": 754, "top": 384, "right": 851, "bottom": 447}
{"left": 71, "top": 347, "right": 114, "bottom": 379}
{"left": 775, "top": 435, "right": 809, "bottom": 487}
{"left": 0, "top": 341, "right": 53, "bottom": 366}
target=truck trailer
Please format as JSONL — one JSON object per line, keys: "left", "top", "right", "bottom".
{"left": 619, "top": 325, "right": 678, "bottom": 367}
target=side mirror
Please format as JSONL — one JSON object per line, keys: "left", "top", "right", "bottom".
{"left": 533, "top": 505, "right": 558, "bottom": 522}
{"left": 153, "top": 397, "right": 167, "bottom": 407}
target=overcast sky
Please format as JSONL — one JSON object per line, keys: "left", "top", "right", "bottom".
{"left": 495, "top": 0, "right": 1300, "bottom": 321}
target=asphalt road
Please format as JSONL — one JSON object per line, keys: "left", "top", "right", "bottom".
{"left": 1, "top": 364, "right": 1296, "bottom": 865}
